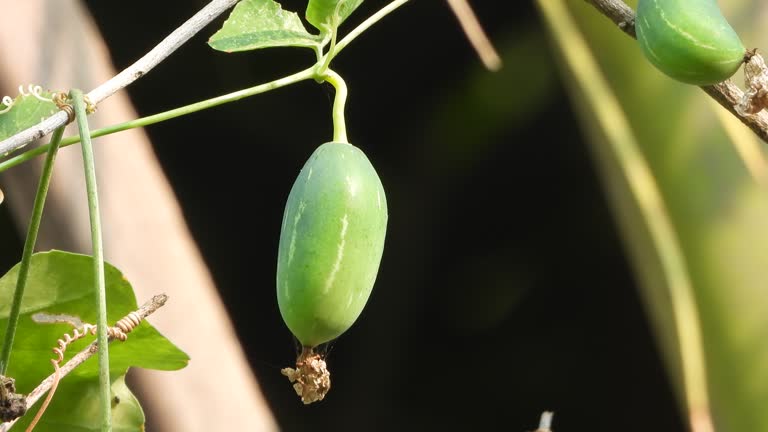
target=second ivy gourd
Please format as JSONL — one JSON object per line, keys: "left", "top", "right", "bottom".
{"left": 635, "top": 0, "right": 746, "bottom": 86}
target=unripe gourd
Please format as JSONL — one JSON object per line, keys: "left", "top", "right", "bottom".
{"left": 276, "top": 142, "right": 388, "bottom": 348}
{"left": 635, "top": 0, "right": 745, "bottom": 86}
{"left": 278, "top": 142, "right": 387, "bottom": 403}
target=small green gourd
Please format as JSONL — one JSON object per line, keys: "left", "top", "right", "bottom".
{"left": 635, "top": 0, "right": 745, "bottom": 86}
{"left": 276, "top": 142, "right": 388, "bottom": 348}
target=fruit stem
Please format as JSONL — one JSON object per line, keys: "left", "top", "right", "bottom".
{"left": 321, "top": 70, "right": 348, "bottom": 143}
{"left": 299, "top": 346, "right": 315, "bottom": 362}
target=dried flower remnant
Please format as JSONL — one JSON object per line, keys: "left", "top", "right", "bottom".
{"left": 281, "top": 347, "right": 331, "bottom": 404}
{"left": 737, "top": 51, "right": 768, "bottom": 115}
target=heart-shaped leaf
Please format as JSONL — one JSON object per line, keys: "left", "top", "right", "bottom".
{"left": 0, "top": 250, "right": 189, "bottom": 431}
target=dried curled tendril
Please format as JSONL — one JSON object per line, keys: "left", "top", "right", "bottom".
{"left": 51, "top": 92, "right": 74, "bottom": 123}
{"left": 50, "top": 92, "right": 96, "bottom": 123}
{"left": 737, "top": 50, "right": 768, "bottom": 116}
{"left": 281, "top": 347, "right": 331, "bottom": 405}
{"left": 31, "top": 310, "right": 142, "bottom": 367}
{"left": 23, "top": 311, "right": 143, "bottom": 432}
{"left": 0, "top": 85, "right": 53, "bottom": 115}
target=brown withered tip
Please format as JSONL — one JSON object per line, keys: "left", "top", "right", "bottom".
{"left": 281, "top": 347, "right": 330, "bottom": 405}
{"left": 737, "top": 52, "right": 768, "bottom": 115}
{"left": 744, "top": 47, "right": 759, "bottom": 63}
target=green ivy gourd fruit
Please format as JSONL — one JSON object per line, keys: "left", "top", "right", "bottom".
{"left": 635, "top": 0, "right": 746, "bottom": 86}
{"left": 277, "top": 142, "right": 388, "bottom": 348}
{"left": 278, "top": 141, "right": 387, "bottom": 404}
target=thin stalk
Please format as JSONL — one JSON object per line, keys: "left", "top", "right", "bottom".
{"left": 321, "top": 70, "right": 348, "bottom": 143}
{"left": 332, "top": 0, "right": 410, "bottom": 60}
{"left": 0, "top": 67, "right": 317, "bottom": 174}
{"left": 445, "top": 0, "right": 501, "bottom": 71}
{"left": 535, "top": 2, "right": 712, "bottom": 431}
{"left": 70, "top": 89, "right": 111, "bottom": 432}
{"left": 0, "top": 127, "right": 65, "bottom": 375}
{"left": 315, "top": 12, "right": 339, "bottom": 77}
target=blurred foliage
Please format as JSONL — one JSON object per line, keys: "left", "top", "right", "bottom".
{"left": 429, "top": 26, "right": 557, "bottom": 177}
{"left": 544, "top": 1, "right": 768, "bottom": 430}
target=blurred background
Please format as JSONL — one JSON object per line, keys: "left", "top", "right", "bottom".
{"left": 3, "top": 0, "right": 767, "bottom": 431}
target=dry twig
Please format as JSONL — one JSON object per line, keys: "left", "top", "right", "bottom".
{"left": 0, "top": 0, "right": 238, "bottom": 156}
{"left": 446, "top": 0, "right": 502, "bottom": 71}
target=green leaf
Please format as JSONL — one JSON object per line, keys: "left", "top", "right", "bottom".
{"left": 208, "top": 0, "right": 321, "bottom": 52}
{"left": 306, "top": 0, "right": 363, "bottom": 32}
{"left": 0, "top": 250, "right": 189, "bottom": 430}
{"left": 0, "top": 91, "right": 58, "bottom": 144}
{"left": 13, "top": 376, "right": 144, "bottom": 432}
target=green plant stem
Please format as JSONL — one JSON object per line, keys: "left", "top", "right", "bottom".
{"left": 0, "top": 67, "right": 317, "bottom": 174}
{"left": 0, "top": 127, "right": 65, "bottom": 375}
{"left": 316, "top": 14, "right": 339, "bottom": 77}
{"left": 321, "top": 70, "right": 348, "bottom": 143}
{"left": 71, "top": 89, "right": 111, "bottom": 432}
{"left": 535, "top": 1, "right": 712, "bottom": 431}
{"left": 332, "top": 0, "right": 410, "bottom": 60}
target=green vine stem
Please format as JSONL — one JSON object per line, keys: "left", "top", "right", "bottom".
{"left": 0, "top": 127, "right": 65, "bottom": 375}
{"left": 70, "top": 89, "right": 111, "bottom": 432}
{"left": 0, "top": 0, "right": 416, "bottom": 173}
{"left": 320, "top": 70, "right": 349, "bottom": 143}
{"left": 0, "top": 0, "right": 411, "bottom": 165}
{"left": 315, "top": 0, "right": 343, "bottom": 77}
{"left": 0, "top": 67, "right": 317, "bottom": 174}
{"left": 316, "top": 24, "right": 338, "bottom": 77}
